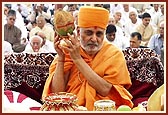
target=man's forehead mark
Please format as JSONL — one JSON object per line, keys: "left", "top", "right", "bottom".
{"left": 94, "top": 26, "right": 97, "bottom": 29}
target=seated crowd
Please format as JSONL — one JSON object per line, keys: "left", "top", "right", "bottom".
{"left": 4, "top": 3, "right": 164, "bottom": 55}
{"left": 3, "top": 3, "right": 165, "bottom": 111}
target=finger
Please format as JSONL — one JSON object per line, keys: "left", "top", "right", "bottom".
{"left": 73, "top": 32, "right": 78, "bottom": 40}
{"left": 67, "top": 33, "right": 78, "bottom": 45}
{"left": 54, "top": 35, "right": 61, "bottom": 43}
{"left": 67, "top": 33, "right": 74, "bottom": 39}
{"left": 64, "top": 39, "right": 73, "bottom": 47}
{"left": 60, "top": 45, "right": 70, "bottom": 51}
{"left": 54, "top": 41, "right": 60, "bottom": 48}
{"left": 54, "top": 35, "right": 58, "bottom": 42}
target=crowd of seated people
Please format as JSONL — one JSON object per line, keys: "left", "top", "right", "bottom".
{"left": 3, "top": 3, "right": 164, "bottom": 54}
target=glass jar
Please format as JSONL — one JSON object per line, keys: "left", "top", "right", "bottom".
{"left": 94, "top": 100, "right": 116, "bottom": 111}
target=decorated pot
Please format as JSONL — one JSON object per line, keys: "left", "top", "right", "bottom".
{"left": 40, "top": 92, "right": 87, "bottom": 111}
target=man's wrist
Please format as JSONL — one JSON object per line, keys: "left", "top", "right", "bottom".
{"left": 57, "top": 60, "right": 65, "bottom": 63}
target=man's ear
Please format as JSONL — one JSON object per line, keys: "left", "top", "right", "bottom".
{"left": 138, "top": 40, "right": 141, "bottom": 44}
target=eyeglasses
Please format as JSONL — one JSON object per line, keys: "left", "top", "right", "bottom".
{"left": 160, "top": 27, "right": 164, "bottom": 30}
{"left": 31, "top": 42, "right": 41, "bottom": 46}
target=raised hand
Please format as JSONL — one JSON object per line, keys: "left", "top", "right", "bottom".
{"left": 53, "top": 35, "right": 65, "bottom": 61}
{"left": 61, "top": 33, "right": 81, "bottom": 61}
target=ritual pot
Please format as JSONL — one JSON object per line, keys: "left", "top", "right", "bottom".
{"left": 40, "top": 92, "right": 87, "bottom": 111}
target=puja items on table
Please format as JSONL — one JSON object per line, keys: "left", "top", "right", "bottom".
{"left": 40, "top": 92, "right": 87, "bottom": 111}
{"left": 53, "top": 9, "right": 75, "bottom": 38}
{"left": 94, "top": 100, "right": 116, "bottom": 111}
{"left": 93, "top": 100, "right": 146, "bottom": 111}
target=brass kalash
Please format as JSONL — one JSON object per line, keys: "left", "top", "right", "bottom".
{"left": 40, "top": 92, "right": 87, "bottom": 111}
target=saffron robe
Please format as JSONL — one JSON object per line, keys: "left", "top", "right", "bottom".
{"left": 42, "top": 41, "right": 133, "bottom": 110}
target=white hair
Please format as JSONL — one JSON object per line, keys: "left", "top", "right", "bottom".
{"left": 29, "top": 35, "right": 43, "bottom": 45}
{"left": 109, "top": 15, "right": 114, "bottom": 20}
{"left": 113, "top": 10, "right": 122, "bottom": 15}
{"left": 129, "top": 8, "right": 138, "bottom": 16}
{"left": 159, "top": 21, "right": 164, "bottom": 27}
{"left": 36, "top": 15, "right": 45, "bottom": 22}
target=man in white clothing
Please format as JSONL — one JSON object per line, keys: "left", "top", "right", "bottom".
{"left": 4, "top": 41, "right": 13, "bottom": 53}
{"left": 29, "top": 15, "right": 55, "bottom": 42}
{"left": 135, "top": 12, "right": 155, "bottom": 46}
{"left": 124, "top": 9, "right": 142, "bottom": 39}
{"left": 152, "top": 4, "right": 164, "bottom": 33}
{"left": 108, "top": 16, "right": 124, "bottom": 38}
{"left": 110, "top": 4, "right": 123, "bottom": 16}
{"left": 35, "top": 31, "right": 56, "bottom": 53}
{"left": 119, "top": 4, "right": 137, "bottom": 26}
{"left": 24, "top": 31, "right": 56, "bottom": 53}
{"left": 27, "top": 4, "right": 51, "bottom": 23}
{"left": 11, "top": 4, "right": 29, "bottom": 19}
{"left": 105, "top": 24, "right": 129, "bottom": 50}
{"left": 24, "top": 35, "right": 47, "bottom": 53}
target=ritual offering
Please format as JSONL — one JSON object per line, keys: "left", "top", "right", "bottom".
{"left": 94, "top": 100, "right": 116, "bottom": 111}
{"left": 147, "top": 84, "right": 164, "bottom": 111}
{"left": 40, "top": 92, "right": 87, "bottom": 111}
{"left": 53, "top": 9, "right": 75, "bottom": 37}
{"left": 117, "top": 105, "right": 132, "bottom": 111}
{"left": 75, "top": 106, "right": 88, "bottom": 111}
{"left": 132, "top": 104, "right": 146, "bottom": 111}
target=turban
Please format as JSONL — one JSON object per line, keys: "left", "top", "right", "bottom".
{"left": 78, "top": 6, "right": 109, "bottom": 29}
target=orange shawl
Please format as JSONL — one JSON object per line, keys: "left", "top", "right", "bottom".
{"left": 42, "top": 41, "right": 133, "bottom": 110}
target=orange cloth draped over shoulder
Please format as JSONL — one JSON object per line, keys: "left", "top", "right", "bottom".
{"left": 42, "top": 42, "right": 133, "bottom": 110}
